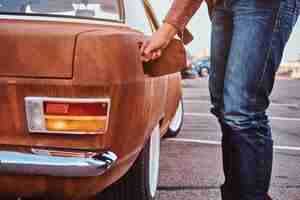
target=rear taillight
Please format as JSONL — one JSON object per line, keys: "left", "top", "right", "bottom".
{"left": 25, "top": 97, "right": 110, "bottom": 135}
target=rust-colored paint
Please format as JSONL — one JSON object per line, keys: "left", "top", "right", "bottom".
{"left": 0, "top": 20, "right": 91, "bottom": 78}
{"left": 0, "top": 17, "right": 183, "bottom": 199}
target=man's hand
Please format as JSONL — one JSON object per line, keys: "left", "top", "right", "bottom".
{"left": 140, "top": 23, "right": 178, "bottom": 62}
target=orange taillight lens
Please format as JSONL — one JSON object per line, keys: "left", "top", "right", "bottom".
{"left": 45, "top": 116, "right": 107, "bottom": 133}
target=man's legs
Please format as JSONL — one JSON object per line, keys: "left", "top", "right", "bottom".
{"left": 210, "top": 1, "right": 280, "bottom": 199}
{"left": 210, "top": 0, "right": 299, "bottom": 199}
{"left": 220, "top": 0, "right": 299, "bottom": 199}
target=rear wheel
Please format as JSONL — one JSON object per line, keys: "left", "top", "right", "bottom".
{"left": 164, "top": 100, "right": 184, "bottom": 138}
{"left": 96, "top": 126, "right": 160, "bottom": 200}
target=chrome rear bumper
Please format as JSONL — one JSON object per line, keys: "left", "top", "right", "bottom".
{"left": 0, "top": 149, "right": 117, "bottom": 178}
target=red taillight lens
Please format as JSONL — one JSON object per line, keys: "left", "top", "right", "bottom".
{"left": 44, "top": 102, "right": 108, "bottom": 116}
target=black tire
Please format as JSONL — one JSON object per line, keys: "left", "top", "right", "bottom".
{"left": 164, "top": 100, "right": 184, "bottom": 138}
{"left": 96, "top": 126, "right": 160, "bottom": 200}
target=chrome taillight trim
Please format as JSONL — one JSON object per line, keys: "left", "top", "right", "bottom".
{"left": 25, "top": 97, "right": 111, "bottom": 135}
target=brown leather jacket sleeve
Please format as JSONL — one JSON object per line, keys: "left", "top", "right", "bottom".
{"left": 164, "top": 0, "right": 204, "bottom": 44}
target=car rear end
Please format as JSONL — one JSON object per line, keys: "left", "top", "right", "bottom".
{"left": 0, "top": 1, "right": 166, "bottom": 199}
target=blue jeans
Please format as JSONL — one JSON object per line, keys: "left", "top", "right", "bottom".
{"left": 210, "top": 0, "right": 299, "bottom": 199}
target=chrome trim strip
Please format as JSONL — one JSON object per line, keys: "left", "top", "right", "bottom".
{"left": 0, "top": 150, "right": 117, "bottom": 177}
{"left": 25, "top": 97, "right": 111, "bottom": 135}
{"left": 26, "top": 96, "right": 111, "bottom": 103}
{"left": 0, "top": 14, "right": 128, "bottom": 27}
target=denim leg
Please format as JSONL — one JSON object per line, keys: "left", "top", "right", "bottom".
{"left": 210, "top": 5, "right": 234, "bottom": 200}
{"left": 219, "top": 121, "right": 236, "bottom": 200}
{"left": 221, "top": 0, "right": 281, "bottom": 199}
{"left": 210, "top": 5, "right": 232, "bottom": 117}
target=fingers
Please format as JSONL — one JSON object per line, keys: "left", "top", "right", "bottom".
{"left": 139, "top": 37, "right": 156, "bottom": 55}
{"left": 141, "top": 53, "right": 152, "bottom": 62}
{"left": 144, "top": 42, "right": 155, "bottom": 55}
{"left": 139, "top": 37, "right": 164, "bottom": 62}
{"left": 151, "top": 49, "right": 162, "bottom": 60}
{"left": 142, "top": 33, "right": 164, "bottom": 54}
{"left": 140, "top": 51, "right": 161, "bottom": 62}
{"left": 140, "top": 41, "right": 151, "bottom": 62}
{"left": 139, "top": 40, "right": 149, "bottom": 55}
{"left": 141, "top": 49, "right": 162, "bottom": 62}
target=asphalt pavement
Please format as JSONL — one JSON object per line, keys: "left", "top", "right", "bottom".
{"left": 157, "top": 78, "right": 300, "bottom": 200}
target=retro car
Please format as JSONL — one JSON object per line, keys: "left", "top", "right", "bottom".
{"left": 0, "top": 0, "right": 186, "bottom": 200}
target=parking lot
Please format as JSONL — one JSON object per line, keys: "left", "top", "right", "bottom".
{"left": 158, "top": 78, "right": 300, "bottom": 200}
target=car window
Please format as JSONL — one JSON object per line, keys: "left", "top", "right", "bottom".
{"left": 0, "top": 0, "right": 121, "bottom": 22}
{"left": 124, "top": 0, "right": 153, "bottom": 35}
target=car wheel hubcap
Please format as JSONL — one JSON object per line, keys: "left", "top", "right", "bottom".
{"left": 149, "top": 125, "right": 160, "bottom": 198}
{"left": 169, "top": 101, "right": 183, "bottom": 132}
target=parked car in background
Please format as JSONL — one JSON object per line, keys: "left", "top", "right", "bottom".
{"left": 193, "top": 57, "right": 211, "bottom": 77}
{"left": 0, "top": 0, "right": 185, "bottom": 200}
{"left": 181, "top": 50, "right": 199, "bottom": 79}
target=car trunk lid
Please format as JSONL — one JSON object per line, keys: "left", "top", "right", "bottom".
{"left": 0, "top": 19, "right": 96, "bottom": 79}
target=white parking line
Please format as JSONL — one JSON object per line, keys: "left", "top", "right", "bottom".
{"left": 168, "top": 138, "right": 221, "bottom": 145}
{"left": 185, "top": 113, "right": 214, "bottom": 118}
{"left": 167, "top": 138, "right": 300, "bottom": 151}
{"left": 271, "top": 116, "right": 300, "bottom": 122}
{"left": 185, "top": 112, "right": 300, "bottom": 122}
{"left": 183, "top": 100, "right": 211, "bottom": 104}
{"left": 183, "top": 100, "right": 299, "bottom": 108}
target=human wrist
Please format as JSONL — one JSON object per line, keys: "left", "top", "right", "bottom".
{"left": 161, "top": 23, "right": 178, "bottom": 40}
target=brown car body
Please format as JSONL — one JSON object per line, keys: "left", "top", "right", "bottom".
{"left": 0, "top": 1, "right": 185, "bottom": 199}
